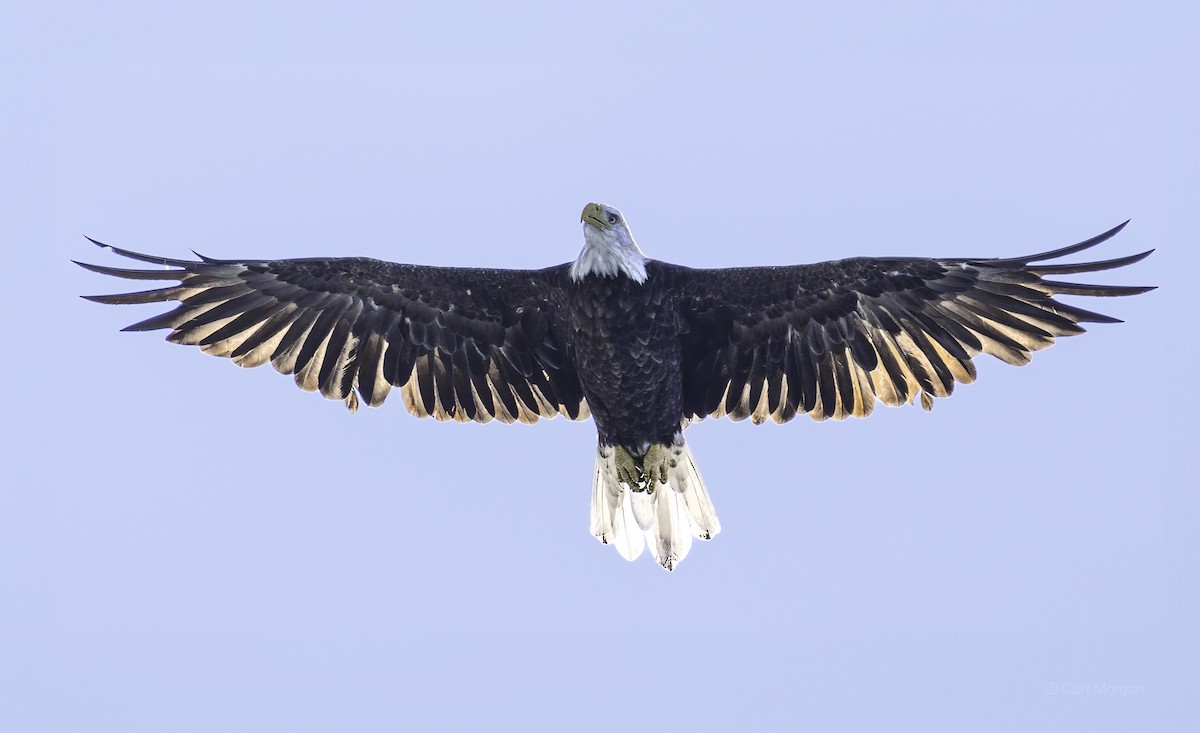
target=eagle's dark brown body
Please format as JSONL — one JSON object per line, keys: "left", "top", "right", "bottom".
{"left": 567, "top": 269, "right": 685, "bottom": 449}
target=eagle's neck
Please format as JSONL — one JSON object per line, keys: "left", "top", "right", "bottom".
{"left": 569, "top": 225, "right": 648, "bottom": 283}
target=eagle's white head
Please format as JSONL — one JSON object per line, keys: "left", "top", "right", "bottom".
{"left": 569, "top": 202, "right": 648, "bottom": 283}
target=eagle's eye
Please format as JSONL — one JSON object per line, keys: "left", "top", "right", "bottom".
{"left": 606, "top": 213, "right": 619, "bottom": 224}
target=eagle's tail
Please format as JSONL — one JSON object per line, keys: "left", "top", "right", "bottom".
{"left": 589, "top": 435, "right": 721, "bottom": 571}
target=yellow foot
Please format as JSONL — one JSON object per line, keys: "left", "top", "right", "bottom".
{"left": 614, "top": 445, "right": 640, "bottom": 488}
{"left": 641, "top": 443, "right": 675, "bottom": 489}
{"left": 613, "top": 444, "right": 678, "bottom": 492}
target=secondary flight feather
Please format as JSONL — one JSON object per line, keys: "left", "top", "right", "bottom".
{"left": 78, "top": 204, "right": 1154, "bottom": 570}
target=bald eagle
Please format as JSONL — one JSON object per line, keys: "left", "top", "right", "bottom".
{"left": 78, "top": 204, "right": 1153, "bottom": 570}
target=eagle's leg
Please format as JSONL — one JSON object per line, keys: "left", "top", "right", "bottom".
{"left": 614, "top": 444, "right": 678, "bottom": 492}
{"left": 639, "top": 443, "right": 676, "bottom": 491}
{"left": 614, "top": 445, "right": 640, "bottom": 489}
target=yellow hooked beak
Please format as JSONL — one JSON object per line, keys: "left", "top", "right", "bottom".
{"left": 581, "top": 202, "right": 612, "bottom": 230}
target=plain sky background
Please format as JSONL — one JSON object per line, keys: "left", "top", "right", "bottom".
{"left": 1, "top": 1, "right": 1196, "bottom": 731}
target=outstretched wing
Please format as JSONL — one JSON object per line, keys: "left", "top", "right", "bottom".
{"left": 664, "top": 222, "right": 1153, "bottom": 424}
{"left": 77, "top": 242, "right": 587, "bottom": 423}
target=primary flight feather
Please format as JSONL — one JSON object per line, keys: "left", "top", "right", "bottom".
{"left": 78, "top": 204, "right": 1153, "bottom": 570}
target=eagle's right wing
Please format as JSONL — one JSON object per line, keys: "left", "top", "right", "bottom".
{"left": 77, "top": 242, "right": 587, "bottom": 423}
{"left": 662, "top": 222, "right": 1153, "bottom": 424}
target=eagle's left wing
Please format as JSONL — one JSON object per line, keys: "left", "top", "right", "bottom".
{"left": 77, "top": 242, "right": 587, "bottom": 424}
{"left": 660, "top": 222, "right": 1152, "bottom": 424}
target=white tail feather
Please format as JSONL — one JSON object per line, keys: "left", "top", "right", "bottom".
{"left": 588, "top": 435, "right": 720, "bottom": 571}
{"left": 631, "top": 491, "right": 655, "bottom": 530}
{"left": 670, "top": 442, "right": 720, "bottom": 540}
{"left": 650, "top": 486, "right": 693, "bottom": 570}
{"left": 613, "top": 496, "right": 644, "bottom": 561}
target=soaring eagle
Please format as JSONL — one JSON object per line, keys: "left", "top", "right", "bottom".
{"left": 78, "top": 204, "right": 1152, "bottom": 570}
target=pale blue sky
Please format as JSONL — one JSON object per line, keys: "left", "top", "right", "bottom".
{"left": 1, "top": 1, "right": 1196, "bottom": 731}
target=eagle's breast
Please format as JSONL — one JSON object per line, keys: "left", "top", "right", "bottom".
{"left": 566, "top": 271, "right": 685, "bottom": 448}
